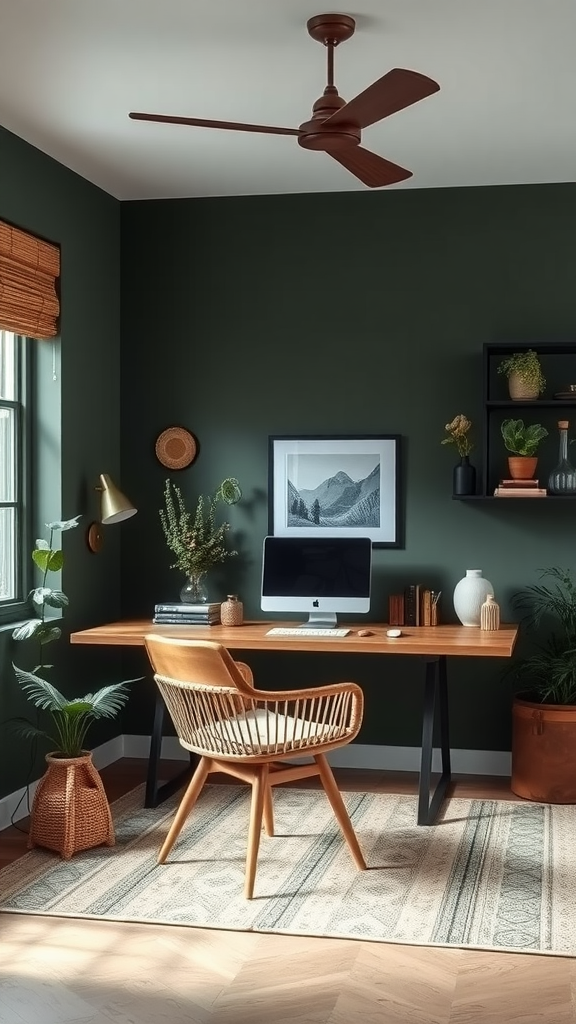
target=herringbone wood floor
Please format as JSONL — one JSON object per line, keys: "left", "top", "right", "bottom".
{"left": 1, "top": 759, "right": 575, "bottom": 1024}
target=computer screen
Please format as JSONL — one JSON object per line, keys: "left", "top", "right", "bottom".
{"left": 261, "top": 535, "right": 372, "bottom": 628}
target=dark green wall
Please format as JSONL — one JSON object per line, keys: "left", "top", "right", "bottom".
{"left": 120, "top": 184, "right": 576, "bottom": 753}
{"left": 3, "top": 115, "right": 576, "bottom": 795}
{"left": 0, "top": 125, "right": 124, "bottom": 798}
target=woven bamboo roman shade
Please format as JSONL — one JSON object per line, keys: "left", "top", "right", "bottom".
{"left": 0, "top": 220, "right": 60, "bottom": 339}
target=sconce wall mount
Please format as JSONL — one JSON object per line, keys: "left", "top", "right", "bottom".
{"left": 87, "top": 474, "right": 137, "bottom": 552}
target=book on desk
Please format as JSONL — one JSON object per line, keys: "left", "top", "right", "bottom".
{"left": 153, "top": 602, "right": 221, "bottom": 625}
{"left": 389, "top": 586, "right": 440, "bottom": 626}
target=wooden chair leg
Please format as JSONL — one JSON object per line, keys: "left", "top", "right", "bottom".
{"left": 158, "top": 755, "right": 210, "bottom": 865}
{"left": 314, "top": 753, "right": 367, "bottom": 871}
{"left": 263, "top": 784, "right": 274, "bottom": 836}
{"left": 245, "top": 765, "right": 268, "bottom": 899}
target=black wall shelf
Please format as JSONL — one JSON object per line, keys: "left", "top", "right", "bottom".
{"left": 466, "top": 341, "right": 576, "bottom": 500}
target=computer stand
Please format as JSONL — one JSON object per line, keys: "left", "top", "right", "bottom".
{"left": 298, "top": 611, "right": 338, "bottom": 629}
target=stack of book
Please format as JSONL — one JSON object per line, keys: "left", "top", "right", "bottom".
{"left": 493, "top": 478, "right": 547, "bottom": 498}
{"left": 389, "top": 586, "right": 441, "bottom": 626}
{"left": 153, "top": 602, "right": 221, "bottom": 625}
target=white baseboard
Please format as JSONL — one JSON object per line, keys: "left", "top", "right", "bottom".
{"left": 122, "top": 734, "right": 512, "bottom": 777}
{"left": 0, "top": 735, "right": 511, "bottom": 830}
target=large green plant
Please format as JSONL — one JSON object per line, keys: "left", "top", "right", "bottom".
{"left": 509, "top": 567, "right": 576, "bottom": 705}
{"left": 500, "top": 418, "right": 548, "bottom": 456}
{"left": 12, "top": 516, "right": 138, "bottom": 758}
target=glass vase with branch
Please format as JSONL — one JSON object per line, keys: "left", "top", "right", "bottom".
{"left": 159, "top": 477, "right": 242, "bottom": 603}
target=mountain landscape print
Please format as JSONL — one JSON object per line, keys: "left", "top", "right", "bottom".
{"left": 286, "top": 457, "right": 380, "bottom": 529}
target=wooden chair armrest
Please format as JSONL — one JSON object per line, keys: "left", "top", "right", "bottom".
{"left": 247, "top": 681, "right": 363, "bottom": 702}
{"left": 234, "top": 661, "right": 254, "bottom": 687}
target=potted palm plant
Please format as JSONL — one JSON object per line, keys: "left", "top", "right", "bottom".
{"left": 508, "top": 567, "right": 576, "bottom": 802}
{"left": 12, "top": 516, "right": 139, "bottom": 858}
{"left": 500, "top": 418, "right": 548, "bottom": 480}
{"left": 498, "top": 349, "right": 546, "bottom": 400}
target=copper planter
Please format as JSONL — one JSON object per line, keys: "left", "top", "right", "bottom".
{"left": 511, "top": 695, "right": 576, "bottom": 803}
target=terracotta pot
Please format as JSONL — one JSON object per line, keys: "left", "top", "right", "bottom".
{"left": 511, "top": 695, "right": 576, "bottom": 803}
{"left": 507, "top": 456, "right": 538, "bottom": 480}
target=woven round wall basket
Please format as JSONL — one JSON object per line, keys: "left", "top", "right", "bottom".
{"left": 155, "top": 427, "right": 198, "bottom": 470}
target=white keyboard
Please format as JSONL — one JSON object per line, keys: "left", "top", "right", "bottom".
{"left": 265, "top": 627, "right": 350, "bottom": 637}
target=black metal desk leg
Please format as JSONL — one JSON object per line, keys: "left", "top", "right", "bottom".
{"left": 144, "top": 685, "right": 196, "bottom": 808}
{"left": 417, "top": 654, "right": 452, "bottom": 825}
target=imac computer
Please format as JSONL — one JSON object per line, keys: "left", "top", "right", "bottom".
{"left": 261, "top": 535, "right": 372, "bottom": 628}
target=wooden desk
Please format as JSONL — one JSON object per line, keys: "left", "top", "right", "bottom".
{"left": 71, "top": 620, "right": 519, "bottom": 825}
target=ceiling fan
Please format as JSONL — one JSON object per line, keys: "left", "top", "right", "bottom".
{"left": 129, "top": 13, "right": 440, "bottom": 188}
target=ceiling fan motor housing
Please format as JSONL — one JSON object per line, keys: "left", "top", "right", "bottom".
{"left": 298, "top": 86, "right": 360, "bottom": 151}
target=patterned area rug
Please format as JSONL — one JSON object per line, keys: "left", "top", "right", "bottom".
{"left": 0, "top": 784, "right": 573, "bottom": 956}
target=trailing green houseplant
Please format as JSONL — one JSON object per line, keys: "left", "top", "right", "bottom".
{"left": 497, "top": 350, "right": 546, "bottom": 397}
{"left": 12, "top": 516, "right": 137, "bottom": 758}
{"left": 500, "top": 418, "right": 548, "bottom": 457}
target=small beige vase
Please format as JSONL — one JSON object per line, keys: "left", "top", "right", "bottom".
{"left": 221, "top": 594, "right": 244, "bottom": 626}
{"left": 480, "top": 594, "right": 500, "bottom": 631}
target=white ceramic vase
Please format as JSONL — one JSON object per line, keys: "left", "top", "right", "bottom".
{"left": 453, "top": 569, "right": 494, "bottom": 627}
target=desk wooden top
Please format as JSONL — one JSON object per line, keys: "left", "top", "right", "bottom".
{"left": 70, "top": 620, "right": 519, "bottom": 658}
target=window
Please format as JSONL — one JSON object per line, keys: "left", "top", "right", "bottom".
{"left": 0, "top": 330, "right": 31, "bottom": 620}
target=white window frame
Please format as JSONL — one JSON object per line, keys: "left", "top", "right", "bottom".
{"left": 0, "top": 330, "right": 32, "bottom": 623}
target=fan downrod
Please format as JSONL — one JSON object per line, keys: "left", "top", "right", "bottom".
{"left": 306, "top": 13, "right": 356, "bottom": 46}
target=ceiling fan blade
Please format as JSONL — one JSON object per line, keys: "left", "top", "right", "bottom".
{"left": 327, "top": 146, "right": 412, "bottom": 188}
{"left": 325, "top": 68, "right": 440, "bottom": 131}
{"left": 128, "top": 112, "right": 301, "bottom": 137}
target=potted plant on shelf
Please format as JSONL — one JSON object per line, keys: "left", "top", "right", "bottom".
{"left": 441, "top": 414, "right": 476, "bottom": 495}
{"left": 500, "top": 418, "right": 548, "bottom": 480}
{"left": 497, "top": 349, "right": 546, "bottom": 400}
{"left": 508, "top": 567, "right": 576, "bottom": 802}
{"left": 12, "top": 516, "right": 139, "bottom": 859}
{"left": 159, "top": 477, "right": 242, "bottom": 603}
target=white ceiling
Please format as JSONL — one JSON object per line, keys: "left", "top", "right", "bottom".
{"left": 1, "top": 0, "right": 575, "bottom": 202}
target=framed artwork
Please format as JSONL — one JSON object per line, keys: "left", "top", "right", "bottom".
{"left": 268, "top": 434, "right": 402, "bottom": 548}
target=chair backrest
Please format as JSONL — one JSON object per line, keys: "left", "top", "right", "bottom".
{"left": 144, "top": 635, "right": 254, "bottom": 695}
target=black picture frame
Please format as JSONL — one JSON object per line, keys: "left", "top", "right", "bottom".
{"left": 268, "top": 434, "right": 402, "bottom": 548}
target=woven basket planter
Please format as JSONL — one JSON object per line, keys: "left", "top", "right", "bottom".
{"left": 28, "top": 750, "right": 115, "bottom": 859}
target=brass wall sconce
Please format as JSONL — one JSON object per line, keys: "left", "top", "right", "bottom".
{"left": 87, "top": 474, "right": 138, "bottom": 552}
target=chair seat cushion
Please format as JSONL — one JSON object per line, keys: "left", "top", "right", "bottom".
{"left": 187, "top": 707, "right": 341, "bottom": 756}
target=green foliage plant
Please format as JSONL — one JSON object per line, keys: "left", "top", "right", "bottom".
{"left": 500, "top": 418, "right": 548, "bottom": 456}
{"left": 441, "top": 414, "right": 474, "bottom": 457}
{"left": 11, "top": 516, "right": 137, "bottom": 758}
{"left": 159, "top": 477, "right": 242, "bottom": 579}
{"left": 497, "top": 350, "right": 546, "bottom": 395}
{"left": 509, "top": 567, "right": 576, "bottom": 704}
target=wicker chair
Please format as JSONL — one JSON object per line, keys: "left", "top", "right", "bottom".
{"left": 144, "top": 634, "right": 367, "bottom": 898}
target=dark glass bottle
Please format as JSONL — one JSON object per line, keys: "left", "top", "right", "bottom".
{"left": 548, "top": 420, "right": 576, "bottom": 495}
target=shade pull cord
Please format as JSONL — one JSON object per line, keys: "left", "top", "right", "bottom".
{"left": 52, "top": 341, "right": 57, "bottom": 381}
